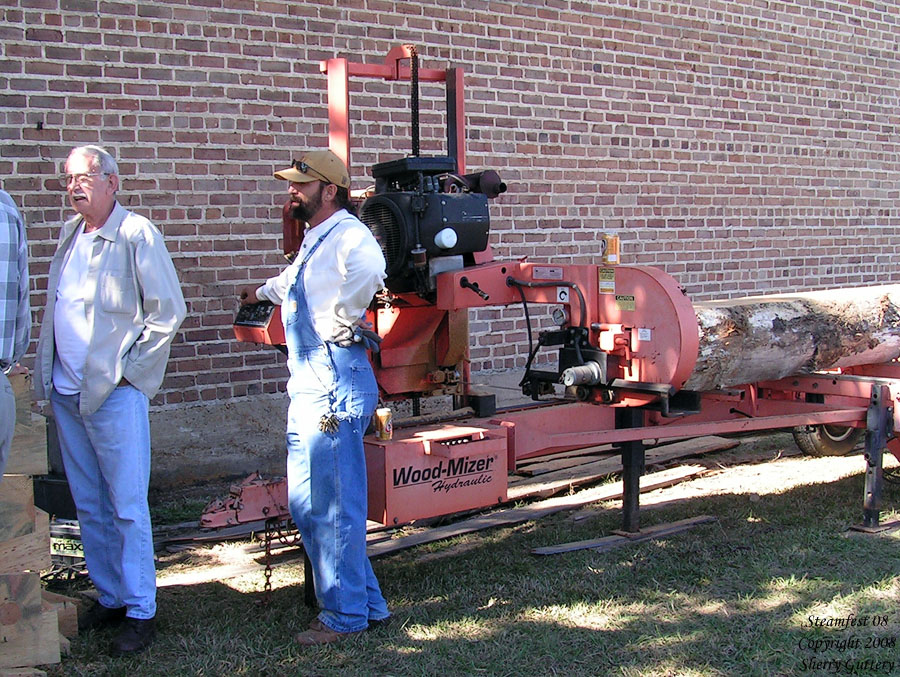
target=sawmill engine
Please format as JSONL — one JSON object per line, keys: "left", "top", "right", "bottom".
{"left": 359, "top": 156, "right": 506, "bottom": 297}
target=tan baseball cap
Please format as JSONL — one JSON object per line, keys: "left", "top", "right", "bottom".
{"left": 274, "top": 150, "right": 350, "bottom": 188}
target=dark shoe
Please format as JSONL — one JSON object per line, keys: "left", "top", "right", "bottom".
{"left": 111, "top": 617, "right": 156, "bottom": 656}
{"left": 296, "top": 618, "right": 364, "bottom": 646}
{"left": 78, "top": 601, "right": 127, "bottom": 632}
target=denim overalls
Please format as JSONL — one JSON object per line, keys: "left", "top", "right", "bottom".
{"left": 283, "top": 221, "right": 390, "bottom": 633}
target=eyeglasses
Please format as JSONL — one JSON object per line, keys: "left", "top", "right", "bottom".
{"left": 292, "top": 160, "right": 331, "bottom": 184}
{"left": 62, "top": 172, "right": 109, "bottom": 186}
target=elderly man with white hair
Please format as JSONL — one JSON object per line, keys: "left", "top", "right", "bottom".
{"left": 35, "top": 145, "right": 186, "bottom": 655}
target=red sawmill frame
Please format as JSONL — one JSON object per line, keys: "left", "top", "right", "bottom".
{"left": 321, "top": 44, "right": 467, "bottom": 178}
{"left": 319, "top": 45, "right": 476, "bottom": 404}
{"left": 227, "top": 46, "right": 899, "bottom": 539}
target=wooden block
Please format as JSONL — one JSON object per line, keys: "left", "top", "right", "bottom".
{"left": 0, "top": 475, "right": 35, "bottom": 543}
{"left": 41, "top": 591, "right": 78, "bottom": 639}
{"left": 516, "top": 446, "right": 615, "bottom": 477}
{"left": 0, "top": 509, "right": 51, "bottom": 575}
{"left": 531, "top": 515, "right": 718, "bottom": 555}
{"left": 0, "top": 573, "right": 60, "bottom": 669}
{"left": 5, "top": 372, "right": 48, "bottom": 478}
{"left": 33, "top": 611, "right": 61, "bottom": 667}
{"left": 508, "top": 435, "right": 739, "bottom": 501}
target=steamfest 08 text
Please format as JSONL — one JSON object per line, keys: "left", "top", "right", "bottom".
{"left": 797, "top": 613, "right": 896, "bottom": 675}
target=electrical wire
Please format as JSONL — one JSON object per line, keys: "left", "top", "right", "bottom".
{"left": 506, "top": 275, "right": 590, "bottom": 374}
{"left": 511, "top": 282, "right": 540, "bottom": 387}
{"left": 505, "top": 276, "right": 587, "bottom": 329}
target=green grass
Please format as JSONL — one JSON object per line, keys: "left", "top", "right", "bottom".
{"left": 148, "top": 496, "right": 212, "bottom": 526}
{"left": 45, "top": 455, "right": 900, "bottom": 677}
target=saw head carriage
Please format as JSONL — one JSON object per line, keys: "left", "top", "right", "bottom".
{"left": 355, "top": 165, "right": 700, "bottom": 409}
{"left": 247, "top": 45, "right": 700, "bottom": 411}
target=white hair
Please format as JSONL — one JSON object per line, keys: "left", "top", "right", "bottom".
{"left": 69, "top": 145, "right": 119, "bottom": 176}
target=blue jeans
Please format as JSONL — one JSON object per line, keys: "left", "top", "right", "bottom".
{"left": 50, "top": 385, "right": 156, "bottom": 619}
{"left": 286, "top": 344, "right": 390, "bottom": 633}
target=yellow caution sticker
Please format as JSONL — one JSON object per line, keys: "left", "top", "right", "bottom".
{"left": 615, "top": 294, "right": 635, "bottom": 311}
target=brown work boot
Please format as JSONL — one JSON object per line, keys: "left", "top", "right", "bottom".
{"left": 78, "top": 600, "right": 127, "bottom": 632}
{"left": 296, "top": 618, "right": 364, "bottom": 646}
{"left": 110, "top": 617, "right": 156, "bottom": 656}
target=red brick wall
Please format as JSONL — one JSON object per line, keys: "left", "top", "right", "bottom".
{"left": 3, "top": 0, "right": 900, "bottom": 404}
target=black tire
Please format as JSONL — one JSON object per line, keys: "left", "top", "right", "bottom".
{"left": 792, "top": 424, "right": 864, "bottom": 457}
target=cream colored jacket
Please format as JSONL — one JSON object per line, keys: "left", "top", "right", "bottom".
{"left": 34, "top": 203, "right": 186, "bottom": 416}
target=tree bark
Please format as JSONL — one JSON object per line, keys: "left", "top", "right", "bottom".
{"left": 684, "top": 285, "right": 900, "bottom": 391}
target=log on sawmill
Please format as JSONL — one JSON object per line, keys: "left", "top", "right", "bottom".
{"left": 684, "top": 284, "right": 900, "bottom": 391}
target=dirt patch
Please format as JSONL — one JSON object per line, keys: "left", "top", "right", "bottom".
{"left": 149, "top": 394, "right": 288, "bottom": 489}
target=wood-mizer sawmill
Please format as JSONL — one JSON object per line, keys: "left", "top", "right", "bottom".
{"left": 208, "top": 45, "right": 900, "bottom": 547}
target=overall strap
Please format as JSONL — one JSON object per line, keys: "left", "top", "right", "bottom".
{"left": 292, "top": 216, "right": 360, "bottom": 435}
{"left": 296, "top": 217, "right": 353, "bottom": 271}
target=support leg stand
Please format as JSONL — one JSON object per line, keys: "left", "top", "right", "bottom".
{"left": 852, "top": 385, "right": 892, "bottom": 533}
{"left": 616, "top": 408, "right": 646, "bottom": 534}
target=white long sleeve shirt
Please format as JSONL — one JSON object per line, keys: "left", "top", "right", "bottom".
{"left": 256, "top": 209, "right": 386, "bottom": 343}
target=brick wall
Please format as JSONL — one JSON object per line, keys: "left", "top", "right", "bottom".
{"left": 3, "top": 0, "right": 900, "bottom": 408}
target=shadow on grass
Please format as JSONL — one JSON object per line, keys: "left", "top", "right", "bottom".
{"left": 46, "top": 460, "right": 900, "bottom": 677}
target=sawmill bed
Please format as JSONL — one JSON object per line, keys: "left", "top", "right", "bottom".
{"left": 146, "top": 433, "right": 746, "bottom": 551}
{"left": 133, "top": 430, "right": 817, "bottom": 589}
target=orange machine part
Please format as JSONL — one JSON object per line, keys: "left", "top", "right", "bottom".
{"left": 365, "top": 423, "right": 508, "bottom": 525}
{"left": 592, "top": 265, "right": 699, "bottom": 391}
{"left": 232, "top": 304, "right": 286, "bottom": 345}
{"left": 436, "top": 262, "right": 700, "bottom": 396}
{"left": 373, "top": 303, "right": 469, "bottom": 397}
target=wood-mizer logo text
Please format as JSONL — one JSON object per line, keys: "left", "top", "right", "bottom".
{"left": 392, "top": 455, "right": 497, "bottom": 494}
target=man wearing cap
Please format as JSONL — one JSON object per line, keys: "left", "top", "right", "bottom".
{"left": 239, "top": 150, "right": 391, "bottom": 646}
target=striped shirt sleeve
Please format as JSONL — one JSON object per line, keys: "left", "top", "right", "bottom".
{"left": 0, "top": 191, "right": 30, "bottom": 371}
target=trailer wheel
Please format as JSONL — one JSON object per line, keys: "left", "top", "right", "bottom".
{"left": 791, "top": 424, "right": 863, "bottom": 457}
